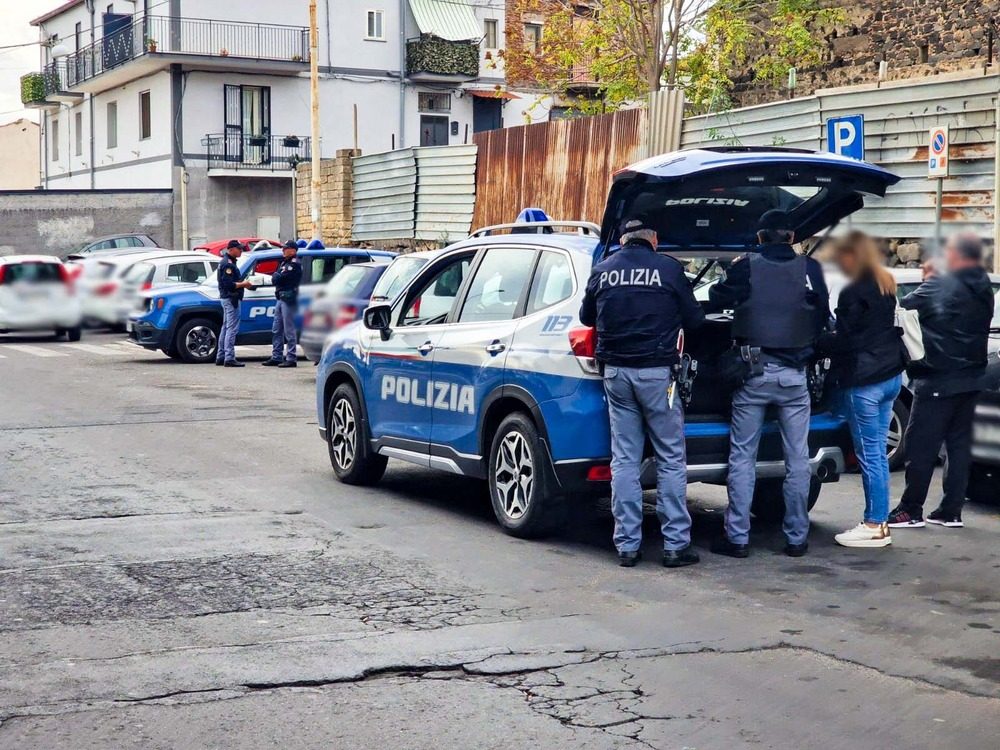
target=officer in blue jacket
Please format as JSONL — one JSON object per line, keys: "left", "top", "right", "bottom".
{"left": 580, "top": 217, "right": 705, "bottom": 569}
{"left": 216, "top": 240, "right": 254, "bottom": 367}
{"left": 707, "top": 210, "right": 829, "bottom": 558}
{"left": 263, "top": 240, "right": 304, "bottom": 368}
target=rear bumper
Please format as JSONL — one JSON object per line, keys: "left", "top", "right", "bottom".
{"left": 300, "top": 328, "right": 327, "bottom": 361}
{"left": 129, "top": 320, "right": 170, "bottom": 349}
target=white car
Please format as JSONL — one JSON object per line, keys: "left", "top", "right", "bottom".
{"left": 80, "top": 251, "right": 219, "bottom": 330}
{"left": 0, "top": 255, "right": 82, "bottom": 340}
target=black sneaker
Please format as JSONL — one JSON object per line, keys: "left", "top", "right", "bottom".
{"left": 663, "top": 546, "right": 700, "bottom": 568}
{"left": 926, "top": 508, "right": 964, "bottom": 528}
{"left": 278, "top": 360, "right": 298, "bottom": 368}
{"left": 261, "top": 359, "right": 282, "bottom": 367}
{"left": 223, "top": 360, "right": 246, "bottom": 368}
{"left": 887, "top": 505, "right": 925, "bottom": 528}
{"left": 710, "top": 537, "right": 749, "bottom": 558}
{"left": 784, "top": 542, "right": 809, "bottom": 557}
{"left": 618, "top": 550, "right": 642, "bottom": 567}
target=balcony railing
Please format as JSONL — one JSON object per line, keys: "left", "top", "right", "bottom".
{"left": 407, "top": 37, "right": 479, "bottom": 80}
{"left": 205, "top": 133, "right": 311, "bottom": 172}
{"left": 47, "top": 15, "right": 309, "bottom": 89}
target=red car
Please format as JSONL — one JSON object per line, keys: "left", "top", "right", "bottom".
{"left": 193, "top": 238, "right": 280, "bottom": 256}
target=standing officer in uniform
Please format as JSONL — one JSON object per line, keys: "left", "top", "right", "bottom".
{"left": 263, "top": 240, "right": 303, "bottom": 368}
{"left": 707, "top": 210, "right": 829, "bottom": 558}
{"left": 216, "top": 240, "right": 254, "bottom": 368}
{"left": 580, "top": 217, "right": 705, "bottom": 569}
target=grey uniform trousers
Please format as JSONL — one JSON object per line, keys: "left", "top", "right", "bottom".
{"left": 725, "top": 362, "right": 812, "bottom": 546}
{"left": 603, "top": 365, "right": 691, "bottom": 553}
{"left": 271, "top": 299, "right": 298, "bottom": 362}
{"left": 217, "top": 298, "right": 240, "bottom": 363}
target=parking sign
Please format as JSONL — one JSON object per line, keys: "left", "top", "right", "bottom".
{"left": 826, "top": 115, "right": 865, "bottom": 161}
{"left": 928, "top": 126, "right": 949, "bottom": 178}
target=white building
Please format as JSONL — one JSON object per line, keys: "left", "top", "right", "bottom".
{"left": 25, "top": 0, "right": 544, "bottom": 247}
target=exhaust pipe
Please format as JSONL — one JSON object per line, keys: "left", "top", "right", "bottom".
{"left": 815, "top": 460, "right": 836, "bottom": 482}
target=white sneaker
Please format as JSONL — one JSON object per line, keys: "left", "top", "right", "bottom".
{"left": 835, "top": 522, "right": 892, "bottom": 548}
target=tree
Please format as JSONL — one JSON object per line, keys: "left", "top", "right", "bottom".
{"left": 506, "top": 0, "right": 844, "bottom": 113}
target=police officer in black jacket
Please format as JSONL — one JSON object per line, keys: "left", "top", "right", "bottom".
{"left": 580, "top": 217, "right": 705, "bottom": 569}
{"left": 263, "top": 240, "right": 304, "bottom": 368}
{"left": 888, "top": 233, "right": 995, "bottom": 529}
{"left": 707, "top": 210, "right": 830, "bottom": 558}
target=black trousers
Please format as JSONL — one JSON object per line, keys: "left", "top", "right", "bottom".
{"left": 899, "top": 390, "right": 978, "bottom": 515}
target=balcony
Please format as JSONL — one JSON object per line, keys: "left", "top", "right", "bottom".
{"left": 205, "top": 133, "right": 311, "bottom": 177}
{"left": 45, "top": 15, "right": 309, "bottom": 95}
{"left": 406, "top": 37, "right": 479, "bottom": 83}
{"left": 20, "top": 68, "right": 83, "bottom": 110}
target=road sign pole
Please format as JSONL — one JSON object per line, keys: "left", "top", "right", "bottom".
{"left": 935, "top": 177, "right": 944, "bottom": 252}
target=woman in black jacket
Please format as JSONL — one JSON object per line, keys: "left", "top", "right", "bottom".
{"left": 819, "top": 232, "right": 907, "bottom": 549}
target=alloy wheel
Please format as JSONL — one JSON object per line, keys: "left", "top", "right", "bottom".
{"left": 494, "top": 431, "right": 534, "bottom": 520}
{"left": 331, "top": 398, "right": 357, "bottom": 470}
{"left": 886, "top": 410, "right": 902, "bottom": 459}
{"left": 186, "top": 325, "right": 217, "bottom": 359}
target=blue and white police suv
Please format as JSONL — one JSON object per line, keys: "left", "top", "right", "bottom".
{"left": 316, "top": 147, "right": 900, "bottom": 537}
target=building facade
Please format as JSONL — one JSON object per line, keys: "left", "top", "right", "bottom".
{"left": 0, "top": 119, "right": 40, "bottom": 190}
{"left": 23, "top": 0, "right": 545, "bottom": 248}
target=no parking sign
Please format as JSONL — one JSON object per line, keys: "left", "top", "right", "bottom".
{"left": 928, "top": 126, "right": 949, "bottom": 178}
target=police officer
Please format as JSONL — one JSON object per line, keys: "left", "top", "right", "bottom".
{"left": 216, "top": 240, "right": 254, "bottom": 367}
{"left": 262, "top": 240, "right": 303, "bottom": 368}
{"left": 707, "top": 210, "right": 829, "bottom": 558}
{"left": 580, "top": 217, "right": 705, "bottom": 569}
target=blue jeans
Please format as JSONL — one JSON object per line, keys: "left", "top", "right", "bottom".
{"left": 603, "top": 366, "right": 690, "bottom": 552}
{"left": 836, "top": 374, "right": 902, "bottom": 524}
{"left": 271, "top": 299, "right": 298, "bottom": 362}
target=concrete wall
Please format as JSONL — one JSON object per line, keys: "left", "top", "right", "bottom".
{"left": 0, "top": 189, "right": 173, "bottom": 257}
{"left": 0, "top": 120, "right": 40, "bottom": 190}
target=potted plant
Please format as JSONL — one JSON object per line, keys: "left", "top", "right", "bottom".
{"left": 219, "top": 48, "right": 229, "bottom": 57}
{"left": 291, "top": 54, "right": 303, "bottom": 62}
{"left": 145, "top": 37, "right": 158, "bottom": 52}
{"left": 282, "top": 135, "right": 301, "bottom": 148}
{"left": 248, "top": 134, "right": 268, "bottom": 147}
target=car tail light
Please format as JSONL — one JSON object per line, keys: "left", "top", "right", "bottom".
{"left": 94, "top": 281, "right": 119, "bottom": 296}
{"left": 303, "top": 310, "right": 313, "bottom": 327}
{"left": 334, "top": 304, "right": 358, "bottom": 329}
{"left": 568, "top": 326, "right": 599, "bottom": 374}
{"left": 586, "top": 464, "right": 612, "bottom": 482}
{"left": 57, "top": 264, "right": 76, "bottom": 295}
{"left": 0, "top": 266, "right": 6, "bottom": 284}
{"left": 141, "top": 281, "right": 153, "bottom": 291}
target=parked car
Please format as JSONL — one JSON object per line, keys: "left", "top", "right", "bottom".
{"left": 968, "top": 354, "right": 1000, "bottom": 504}
{"left": 81, "top": 251, "right": 219, "bottom": 330}
{"left": 315, "top": 147, "right": 900, "bottom": 537}
{"left": 193, "top": 238, "right": 279, "bottom": 257}
{"left": 301, "top": 260, "right": 392, "bottom": 362}
{"left": 129, "top": 247, "right": 394, "bottom": 362}
{"left": 66, "top": 234, "right": 160, "bottom": 261}
{"left": 0, "top": 255, "right": 82, "bottom": 340}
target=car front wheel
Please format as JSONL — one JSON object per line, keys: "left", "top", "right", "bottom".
{"left": 750, "top": 476, "right": 822, "bottom": 523}
{"left": 488, "top": 412, "right": 565, "bottom": 538}
{"left": 327, "top": 384, "right": 386, "bottom": 485}
{"left": 174, "top": 318, "right": 219, "bottom": 363}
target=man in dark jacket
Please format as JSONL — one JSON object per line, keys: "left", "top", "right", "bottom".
{"left": 889, "top": 233, "right": 995, "bottom": 529}
{"left": 263, "top": 240, "right": 303, "bottom": 368}
{"left": 706, "top": 210, "right": 830, "bottom": 558}
{"left": 580, "top": 217, "right": 705, "bottom": 568}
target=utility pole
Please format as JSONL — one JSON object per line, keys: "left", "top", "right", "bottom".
{"left": 309, "top": 0, "right": 322, "bottom": 240}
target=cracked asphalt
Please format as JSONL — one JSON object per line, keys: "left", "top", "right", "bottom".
{"left": 2, "top": 332, "right": 999, "bottom": 749}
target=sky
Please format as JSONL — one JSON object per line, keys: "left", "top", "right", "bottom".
{"left": 0, "top": 1, "right": 52, "bottom": 126}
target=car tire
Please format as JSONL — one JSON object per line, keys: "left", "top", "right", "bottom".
{"left": 886, "top": 398, "right": 909, "bottom": 471}
{"left": 327, "top": 384, "right": 387, "bottom": 485}
{"left": 750, "top": 476, "right": 822, "bottom": 524}
{"left": 966, "top": 464, "right": 1000, "bottom": 505}
{"left": 174, "top": 318, "right": 219, "bottom": 363}
{"left": 488, "top": 412, "right": 566, "bottom": 538}
{"left": 66, "top": 327, "right": 82, "bottom": 342}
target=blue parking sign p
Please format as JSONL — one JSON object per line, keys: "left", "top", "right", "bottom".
{"left": 827, "top": 115, "right": 865, "bottom": 161}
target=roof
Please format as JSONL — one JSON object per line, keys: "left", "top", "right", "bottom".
{"left": 0, "top": 254, "right": 62, "bottom": 264}
{"left": 408, "top": 0, "right": 481, "bottom": 41}
{"left": 30, "top": 0, "right": 84, "bottom": 26}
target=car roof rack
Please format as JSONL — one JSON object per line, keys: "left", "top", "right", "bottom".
{"left": 470, "top": 220, "right": 601, "bottom": 238}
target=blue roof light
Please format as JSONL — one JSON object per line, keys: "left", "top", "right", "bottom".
{"left": 516, "top": 207, "right": 550, "bottom": 223}
{"left": 305, "top": 239, "right": 325, "bottom": 250}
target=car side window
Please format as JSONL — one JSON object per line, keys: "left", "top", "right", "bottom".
{"left": 458, "top": 247, "right": 537, "bottom": 324}
{"left": 400, "top": 254, "right": 473, "bottom": 326}
{"left": 307, "top": 255, "right": 369, "bottom": 285}
{"left": 208, "top": 261, "right": 220, "bottom": 274}
{"left": 92, "top": 239, "right": 114, "bottom": 251}
{"left": 254, "top": 258, "right": 280, "bottom": 276}
{"left": 526, "top": 250, "right": 574, "bottom": 314}
{"left": 167, "top": 262, "right": 208, "bottom": 284}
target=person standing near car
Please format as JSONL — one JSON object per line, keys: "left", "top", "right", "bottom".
{"left": 818, "top": 232, "right": 907, "bottom": 548}
{"left": 216, "top": 240, "right": 254, "bottom": 368}
{"left": 707, "top": 210, "right": 829, "bottom": 558}
{"left": 580, "top": 217, "right": 705, "bottom": 569}
{"left": 888, "top": 233, "right": 994, "bottom": 529}
{"left": 263, "top": 241, "right": 303, "bottom": 368}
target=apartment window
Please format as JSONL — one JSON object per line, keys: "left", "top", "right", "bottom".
{"left": 418, "top": 92, "right": 451, "bottom": 112}
{"left": 50, "top": 118, "right": 59, "bottom": 161}
{"left": 524, "top": 23, "right": 542, "bottom": 54}
{"left": 139, "top": 90, "right": 151, "bottom": 140}
{"left": 484, "top": 19, "right": 499, "bottom": 49}
{"left": 366, "top": 10, "right": 384, "bottom": 40}
{"left": 107, "top": 101, "right": 118, "bottom": 148}
{"left": 74, "top": 111, "right": 83, "bottom": 156}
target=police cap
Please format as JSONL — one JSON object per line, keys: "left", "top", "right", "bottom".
{"left": 226, "top": 239, "right": 244, "bottom": 250}
{"left": 282, "top": 240, "right": 299, "bottom": 250}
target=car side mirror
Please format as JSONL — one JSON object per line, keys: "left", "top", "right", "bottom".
{"left": 363, "top": 303, "right": 393, "bottom": 340}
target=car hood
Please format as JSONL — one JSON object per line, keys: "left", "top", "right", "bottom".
{"left": 597, "top": 148, "right": 900, "bottom": 256}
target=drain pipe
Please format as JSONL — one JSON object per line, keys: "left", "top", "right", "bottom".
{"left": 995, "top": 92, "right": 1000, "bottom": 273}
{"left": 398, "top": 0, "right": 406, "bottom": 148}
{"left": 180, "top": 168, "right": 190, "bottom": 251}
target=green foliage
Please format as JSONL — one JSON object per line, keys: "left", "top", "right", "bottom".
{"left": 20, "top": 72, "right": 48, "bottom": 105}
{"left": 407, "top": 37, "right": 480, "bottom": 78}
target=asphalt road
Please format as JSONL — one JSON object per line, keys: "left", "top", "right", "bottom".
{"left": 1, "top": 331, "right": 998, "bottom": 749}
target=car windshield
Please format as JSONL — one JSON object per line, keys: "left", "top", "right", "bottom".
{"left": 325, "top": 265, "right": 371, "bottom": 297}
{"left": 371, "top": 256, "right": 427, "bottom": 301}
{"left": 897, "top": 281, "right": 1000, "bottom": 331}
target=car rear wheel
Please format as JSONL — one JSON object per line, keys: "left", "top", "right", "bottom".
{"left": 175, "top": 318, "right": 219, "bottom": 363}
{"left": 886, "top": 398, "right": 909, "bottom": 471}
{"left": 66, "top": 326, "right": 82, "bottom": 342}
{"left": 750, "top": 476, "right": 822, "bottom": 524}
{"left": 327, "top": 384, "right": 386, "bottom": 485}
{"left": 488, "top": 412, "right": 565, "bottom": 538}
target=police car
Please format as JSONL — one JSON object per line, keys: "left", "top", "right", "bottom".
{"left": 316, "top": 147, "right": 900, "bottom": 537}
{"left": 129, "top": 245, "right": 394, "bottom": 362}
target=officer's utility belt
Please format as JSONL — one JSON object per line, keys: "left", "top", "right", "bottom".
{"left": 276, "top": 290, "right": 298, "bottom": 303}
{"left": 718, "top": 345, "right": 761, "bottom": 391}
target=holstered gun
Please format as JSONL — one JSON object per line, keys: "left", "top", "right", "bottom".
{"left": 808, "top": 357, "right": 831, "bottom": 404}
{"left": 671, "top": 354, "right": 699, "bottom": 408}
{"left": 740, "top": 345, "right": 764, "bottom": 378}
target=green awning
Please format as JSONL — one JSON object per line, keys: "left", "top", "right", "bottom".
{"left": 408, "top": 0, "right": 482, "bottom": 41}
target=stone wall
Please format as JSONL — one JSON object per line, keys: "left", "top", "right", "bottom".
{"left": 295, "top": 150, "right": 359, "bottom": 245}
{"left": 731, "top": 1, "right": 1000, "bottom": 106}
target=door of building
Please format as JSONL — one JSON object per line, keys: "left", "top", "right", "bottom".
{"left": 420, "top": 115, "right": 449, "bottom": 147}
{"left": 102, "top": 13, "right": 133, "bottom": 71}
{"left": 224, "top": 85, "right": 271, "bottom": 164}
{"left": 472, "top": 97, "right": 502, "bottom": 133}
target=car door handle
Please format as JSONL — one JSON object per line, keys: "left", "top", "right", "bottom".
{"left": 485, "top": 340, "right": 506, "bottom": 355}
{"left": 417, "top": 341, "right": 434, "bottom": 355}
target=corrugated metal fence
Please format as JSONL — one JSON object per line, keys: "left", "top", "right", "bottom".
{"left": 352, "top": 149, "right": 417, "bottom": 242}
{"left": 681, "top": 71, "right": 999, "bottom": 242}
{"left": 414, "top": 145, "right": 478, "bottom": 243}
{"left": 472, "top": 108, "right": 648, "bottom": 229}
